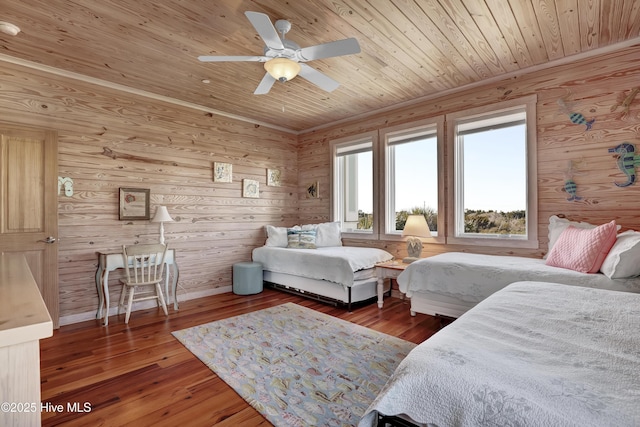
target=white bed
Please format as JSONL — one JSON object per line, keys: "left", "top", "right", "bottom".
{"left": 360, "top": 281, "right": 640, "bottom": 427}
{"left": 252, "top": 245, "right": 393, "bottom": 310}
{"left": 398, "top": 252, "right": 640, "bottom": 318}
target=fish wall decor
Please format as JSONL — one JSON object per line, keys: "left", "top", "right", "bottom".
{"left": 611, "top": 87, "right": 640, "bottom": 120}
{"left": 608, "top": 142, "right": 640, "bottom": 187}
{"left": 557, "top": 98, "right": 595, "bottom": 130}
{"left": 563, "top": 160, "right": 584, "bottom": 201}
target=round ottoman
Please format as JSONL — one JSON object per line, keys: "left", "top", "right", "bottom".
{"left": 232, "top": 262, "right": 263, "bottom": 295}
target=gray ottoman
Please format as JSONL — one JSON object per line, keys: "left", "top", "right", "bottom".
{"left": 232, "top": 262, "right": 263, "bottom": 295}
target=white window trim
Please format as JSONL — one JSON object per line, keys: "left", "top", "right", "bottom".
{"left": 445, "top": 95, "right": 538, "bottom": 249}
{"left": 330, "top": 131, "right": 379, "bottom": 240}
{"left": 379, "top": 117, "right": 445, "bottom": 244}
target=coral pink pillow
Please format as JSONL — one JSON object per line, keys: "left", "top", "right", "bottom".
{"left": 545, "top": 220, "right": 617, "bottom": 273}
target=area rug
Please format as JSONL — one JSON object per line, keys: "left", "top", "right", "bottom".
{"left": 172, "top": 302, "right": 416, "bottom": 426}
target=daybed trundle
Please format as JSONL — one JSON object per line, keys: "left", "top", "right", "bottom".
{"left": 360, "top": 281, "right": 640, "bottom": 426}
{"left": 252, "top": 222, "right": 393, "bottom": 310}
{"left": 398, "top": 216, "right": 640, "bottom": 318}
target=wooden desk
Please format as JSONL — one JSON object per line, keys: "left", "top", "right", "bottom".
{"left": 95, "top": 249, "right": 179, "bottom": 325}
{"left": 0, "top": 253, "right": 53, "bottom": 427}
{"left": 375, "top": 261, "right": 409, "bottom": 308}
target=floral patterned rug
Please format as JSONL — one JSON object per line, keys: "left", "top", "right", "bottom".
{"left": 172, "top": 302, "right": 416, "bottom": 426}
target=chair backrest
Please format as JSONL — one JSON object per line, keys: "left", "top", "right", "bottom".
{"left": 121, "top": 243, "right": 168, "bottom": 285}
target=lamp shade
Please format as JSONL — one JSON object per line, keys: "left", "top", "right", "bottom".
{"left": 402, "top": 215, "right": 432, "bottom": 238}
{"left": 152, "top": 206, "right": 174, "bottom": 223}
{"left": 264, "top": 58, "right": 301, "bottom": 82}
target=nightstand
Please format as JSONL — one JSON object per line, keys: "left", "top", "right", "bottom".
{"left": 375, "top": 261, "right": 409, "bottom": 308}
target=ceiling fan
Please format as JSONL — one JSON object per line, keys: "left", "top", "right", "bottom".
{"left": 198, "top": 11, "right": 361, "bottom": 95}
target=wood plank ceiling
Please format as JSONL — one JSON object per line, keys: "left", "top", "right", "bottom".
{"left": 1, "top": 0, "right": 639, "bottom": 133}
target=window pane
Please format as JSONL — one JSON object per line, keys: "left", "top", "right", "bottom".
{"left": 391, "top": 136, "right": 438, "bottom": 233}
{"left": 339, "top": 150, "right": 372, "bottom": 232}
{"left": 459, "top": 123, "right": 526, "bottom": 236}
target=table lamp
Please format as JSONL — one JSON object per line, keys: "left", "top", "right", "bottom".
{"left": 152, "top": 206, "right": 174, "bottom": 245}
{"left": 402, "top": 215, "right": 432, "bottom": 263}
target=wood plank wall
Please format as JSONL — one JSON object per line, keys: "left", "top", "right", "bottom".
{"left": 297, "top": 44, "right": 640, "bottom": 260}
{"left": 0, "top": 61, "right": 298, "bottom": 324}
{"left": 1, "top": 44, "right": 638, "bottom": 324}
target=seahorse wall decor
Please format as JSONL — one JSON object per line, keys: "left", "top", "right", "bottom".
{"left": 610, "top": 87, "right": 640, "bottom": 120}
{"left": 557, "top": 97, "right": 595, "bottom": 131}
{"left": 563, "top": 160, "right": 584, "bottom": 201}
{"left": 608, "top": 142, "right": 640, "bottom": 187}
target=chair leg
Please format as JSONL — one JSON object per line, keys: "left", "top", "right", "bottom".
{"left": 125, "top": 286, "right": 135, "bottom": 324}
{"left": 118, "top": 286, "right": 127, "bottom": 316}
{"left": 156, "top": 283, "right": 168, "bottom": 316}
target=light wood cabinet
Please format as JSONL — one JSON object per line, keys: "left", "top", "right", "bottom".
{"left": 0, "top": 253, "right": 53, "bottom": 427}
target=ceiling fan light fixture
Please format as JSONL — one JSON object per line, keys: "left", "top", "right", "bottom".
{"left": 264, "top": 57, "right": 300, "bottom": 83}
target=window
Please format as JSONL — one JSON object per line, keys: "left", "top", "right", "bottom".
{"left": 446, "top": 96, "right": 538, "bottom": 248}
{"left": 381, "top": 118, "right": 444, "bottom": 242}
{"left": 330, "top": 132, "right": 378, "bottom": 238}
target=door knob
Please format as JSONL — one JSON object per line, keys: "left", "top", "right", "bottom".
{"left": 39, "top": 236, "right": 57, "bottom": 244}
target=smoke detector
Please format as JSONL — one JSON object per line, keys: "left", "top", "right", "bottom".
{"left": 0, "top": 21, "right": 21, "bottom": 36}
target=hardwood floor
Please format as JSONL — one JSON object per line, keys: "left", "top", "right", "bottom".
{"left": 40, "top": 289, "right": 443, "bottom": 426}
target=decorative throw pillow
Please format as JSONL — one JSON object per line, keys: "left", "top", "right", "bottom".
{"left": 315, "top": 222, "right": 342, "bottom": 247}
{"left": 545, "top": 215, "right": 596, "bottom": 259}
{"left": 287, "top": 228, "right": 317, "bottom": 249}
{"left": 600, "top": 230, "right": 640, "bottom": 278}
{"left": 545, "top": 220, "right": 617, "bottom": 273}
{"left": 545, "top": 215, "right": 620, "bottom": 259}
{"left": 265, "top": 225, "right": 289, "bottom": 247}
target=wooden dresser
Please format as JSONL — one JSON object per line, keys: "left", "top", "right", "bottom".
{"left": 0, "top": 252, "right": 53, "bottom": 426}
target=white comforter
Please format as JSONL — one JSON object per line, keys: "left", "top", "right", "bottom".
{"left": 252, "top": 246, "right": 393, "bottom": 287}
{"left": 360, "top": 281, "right": 640, "bottom": 426}
{"left": 398, "top": 252, "right": 640, "bottom": 302}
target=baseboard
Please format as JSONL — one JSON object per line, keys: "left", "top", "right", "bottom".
{"left": 58, "top": 285, "right": 233, "bottom": 326}
{"left": 392, "top": 289, "right": 411, "bottom": 301}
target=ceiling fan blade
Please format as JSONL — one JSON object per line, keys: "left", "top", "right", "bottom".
{"left": 297, "top": 63, "right": 340, "bottom": 92}
{"left": 254, "top": 72, "right": 276, "bottom": 95}
{"left": 198, "top": 55, "right": 264, "bottom": 62}
{"left": 299, "top": 38, "right": 361, "bottom": 61}
{"left": 245, "top": 11, "right": 284, "bottom": 50}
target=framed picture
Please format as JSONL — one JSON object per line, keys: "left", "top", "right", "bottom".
{"left": 213, "top": 162, "right": 232, "bottom": 182}
{"left": 243, "top": 179, "right": 260, "bottom": 198}
{"left": 267, "top": 168, "right": 281, "bottom": 186}
{"left": 306, "top": 181, "right": 319, "bottom": 198}
{"left": 119, "top": 188, "right": 150, "bottom": 220}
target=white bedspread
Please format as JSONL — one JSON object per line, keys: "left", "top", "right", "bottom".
{"left": 398, "top": 252, "right": 640, "bottom": 302}
{"left": 252, "top": 246, "right": 393, "bottom": 287}
{"left": 360, "top": 281, "right": 640, "bottom": 426}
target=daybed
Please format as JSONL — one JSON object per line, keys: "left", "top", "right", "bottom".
{"left": 398, "top": 216, "right": 640, "bottom": 318}
{"left": 252, "top": 222, "right": 393, "bottom": 310}
{"left": 360, "top": 281, "right": 640, "bottom": 427}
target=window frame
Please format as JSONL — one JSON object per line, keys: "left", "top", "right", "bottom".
{"left": 379, "top": 117, "right": 445, "bottom": 244}
{"left": 330, "top": 131, "right": 379, "bottom": 240}
{"left": 445, "top": 95, "right": 538, "bottom": 248}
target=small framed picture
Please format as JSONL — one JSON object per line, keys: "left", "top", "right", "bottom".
{"left": 306, "top": 181, "right": 319, "bottom": 198}
{"left": 267, "top": 168, "right": 281, "bottom": 186}
{"left": 243, "top": 179, "right": 259, "bottom": 198}
{"left": 119, "top": 188, "right": 150, "bottom": 220}
{"left": 213, "top": 162, "right": 232, "bottom": 182}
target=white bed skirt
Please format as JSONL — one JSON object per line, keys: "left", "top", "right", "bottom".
{"left": 263, "top": 270, "right": 390, "bottom": 307}
{"left": 408, "top": 291, "right": 475, "bottom": 318}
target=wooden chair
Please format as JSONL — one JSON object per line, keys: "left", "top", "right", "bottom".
{"left": 118, "top": 243, "right": 169, "bottom": 324}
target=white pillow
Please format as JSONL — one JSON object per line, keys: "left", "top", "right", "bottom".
{"left": 600, "top": 230, "right": 640, "bottom": 278}
{"left": 265, "top": 225, "right": 291, "bottom": 247}
{"left": 545, "top": 215, "right": 620, "bottom": 258}
{"left": 315, "top": 222, "right": 342, "bottom": 247}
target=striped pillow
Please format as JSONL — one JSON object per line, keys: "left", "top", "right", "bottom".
{"left": 287, "top": 228, "right": 317, "bottom": 249}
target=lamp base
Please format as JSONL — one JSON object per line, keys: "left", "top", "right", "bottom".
{"left": 402, "top": 257, "right": 419, "bottom": 264}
